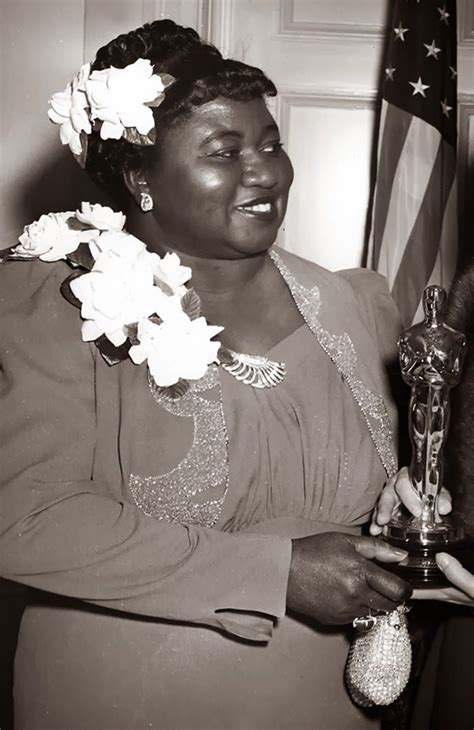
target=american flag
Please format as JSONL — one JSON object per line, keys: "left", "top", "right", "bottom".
{"left": 367, "top": 0, "right": 458, "bottom": 326}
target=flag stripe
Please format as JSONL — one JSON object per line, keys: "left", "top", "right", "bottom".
{"left": 412, "top": 178, "right": 458, "bottom": 322}
{"left": 371, "top": 101, "right": 412, "bottom": 270}
{"left": 391, "top": 136, "right": 456, "bottom": 324}
{"left": 376, "top": 114, "right": 441, "bottom": 288}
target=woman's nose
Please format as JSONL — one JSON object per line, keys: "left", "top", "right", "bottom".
{"left": 241, "top": 154, "right": 278, "bottom": 189}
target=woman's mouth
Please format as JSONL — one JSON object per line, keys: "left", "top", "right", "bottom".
{"left": 235, "top": 201, "right": 277, "bottom": 220}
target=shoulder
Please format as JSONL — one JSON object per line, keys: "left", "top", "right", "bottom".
{"left": 0, "top": 257, "right": 71, "bottom": 312}
{"left": 272, "top": 246, "right": 350, "bottom": 294}
{"left": 274, "top": 247, "right": 401, "bottom": 352}
{"left": 0, "top": 258, "right": 90, "bottom": 372}
{"left": 337, "top": 267, "right": 391, "bottom": 297}
{"left": 273, "top": 246, "right": 392, "bottom": 303}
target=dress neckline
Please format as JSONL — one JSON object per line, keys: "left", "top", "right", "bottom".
{"left": 220, "top": 249, "right": 307, "bottom": 360}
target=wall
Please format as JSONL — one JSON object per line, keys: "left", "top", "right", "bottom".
{"left": 0, "top": 0, "right": 473, "bottom": 268}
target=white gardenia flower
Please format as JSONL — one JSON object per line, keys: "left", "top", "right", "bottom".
{"left": 15, "top": 212, "right": 83, "bottom": 262}
{"left": 129, "top": 315, "right": 223, "bottom": 387}
{"left": 76, "top": 202, "right": 126, "bottom": 232}
{"left": 86, "top": 59, "right": 166, "bottom": 140}
{"left": 151, "top": 251, "right": 192, "bottom": 297}
{"left": 48, "top": 63, "right": 91, "bottom": 155}
{"left": 87, "top": 230, "right": 148, "bottom": 262}
{"left": 70, "top": 235, "right": 166, "bottom": 347}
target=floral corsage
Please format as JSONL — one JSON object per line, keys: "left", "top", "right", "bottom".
{"left": 1, "top": 203, "right": 223, "bottom": 395}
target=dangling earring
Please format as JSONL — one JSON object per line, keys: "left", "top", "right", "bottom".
{"left": 140, "top": 192, "right": 153, "bottom": 212}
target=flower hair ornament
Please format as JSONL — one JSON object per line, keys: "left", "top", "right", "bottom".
{"left": 1, "top": 203, "right": 222, "bottom": 395}
{"left": 48, "top": 59, "right": 175, "bottom": 167}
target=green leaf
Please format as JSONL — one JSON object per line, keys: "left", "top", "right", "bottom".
{"left": 74, "top": 130, "right": 88, "bottom": 169}
{"left": 146, "top": 92, "right": 165, "bottom": 108}
{"left": 124, "top": 323, "right": 139, "bottom": 345}
{"left": 181, "top": 288, "right": 201, "bottom": 320}
{"left": 60, "top": 272, "right": 83, "bottom": 309}
{"left": 94, "top": 335, "right": 131, "bottom": 367}
{"left": 67, "top": 241, "right": 95, "bottom": 270}
{"left": 0, "top": 246, "right": 31, "bottom": 263}
{"left": 122, "top": 127, "right": 155, "bottom": 147}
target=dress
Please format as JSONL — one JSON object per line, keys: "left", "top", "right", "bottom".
{"left": 0, "top": 246, "right": 401, "bottom": 730}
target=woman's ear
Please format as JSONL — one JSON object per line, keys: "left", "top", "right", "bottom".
{"left": 122, "top": 167, "right": 152, "bottom": 207}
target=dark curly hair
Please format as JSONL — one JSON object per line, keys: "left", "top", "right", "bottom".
{"left": 84, "top": 19, "right": 277, "bottom": 205}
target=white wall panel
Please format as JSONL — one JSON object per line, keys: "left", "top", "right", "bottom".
{"left": 280, "top": 0, "right": 387, "bottom": 39}
{"left": 143, "top": 0, "right": 209, "bottom": 36}
{"left": 83, "top": 0, "right": 145, "bottom": 63}
{"left": 1, "top": 0, "right": 87, "bottom": 244}
{"left": 459, "top": 0, "right": 474, "bottom": 44}
{"left": 280, "top": 98, "right": 375, "bottom": 270}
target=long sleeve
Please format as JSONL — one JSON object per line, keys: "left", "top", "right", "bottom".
{"left": 0, "top": 259, "right": 291, "bottom": 641}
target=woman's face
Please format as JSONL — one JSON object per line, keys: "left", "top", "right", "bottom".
{"left": 146, "top": 96, "right": 294, "bottom": 259}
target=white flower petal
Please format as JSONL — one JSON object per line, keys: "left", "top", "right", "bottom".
{"left": 129, "top": 343, "right": 147, "bottom": 365}
{"left": 106, "top": 328, "right": 127, "bottom": 346}
{"left": 48, "top": 107, "right": 67, "bottom": 125}
{"left": 121, "top": 106, "right": 154, "bottom": 135}
{"left": 81, "top": 319, "right": 103, "bottom": 342}
{"left": 76, "top": 203, "right": 126, "bottom": 232}
{"left": 100, "top": 119, "right": 124, "bottom": 140}
{"left": 68, "top": 128, "right": 83, "bottom": 156}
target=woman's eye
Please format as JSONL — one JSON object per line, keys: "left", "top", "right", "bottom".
{"left": 262, "top": 141, "right": 283, "bottom": 154}
{"left": 212, "top": 148, "right": 239, "bottom": 159}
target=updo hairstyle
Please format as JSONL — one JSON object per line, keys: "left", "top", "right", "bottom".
{"left": 85, "top": 19, "right": 277, "bottom": 205}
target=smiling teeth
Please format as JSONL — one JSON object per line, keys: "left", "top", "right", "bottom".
{"left": 238, "top": 203, "right": 272, "bottom": 213}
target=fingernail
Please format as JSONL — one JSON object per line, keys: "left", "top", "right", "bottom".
{"left": 392, "top": 548, "right": 408, "bottom": 557}
{"left": 436, "top": 553, "right": 449, "bottom": 569}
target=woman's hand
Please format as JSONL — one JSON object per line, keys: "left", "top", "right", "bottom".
{"left": 369, "top": 466, "right": 452, "bottom": 536}
{"left": 287, "top": 532, "right": 412, "bottom": 625}
{"left": 370, "top": 468, "right": 473, "bottom": 606}
{"left": 413, "top": 553, "right": 474, "bottom": 606}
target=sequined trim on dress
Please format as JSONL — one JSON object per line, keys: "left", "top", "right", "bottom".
{"left": 130, "top": 250, "right": 397, "bottom": 528}
{"left": 269, "top": 249, "right": 397, "bottom": 477}
{"left": 129, "top": 365, "right": 228, "bottom": 528}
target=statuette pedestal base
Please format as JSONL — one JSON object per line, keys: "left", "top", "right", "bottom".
{"left": 386, "top": 518, "right": 473, "bottom": 587}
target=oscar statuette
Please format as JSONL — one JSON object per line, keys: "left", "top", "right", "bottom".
{"left": 386, "top": 285, "right": 472, "bottom": 587}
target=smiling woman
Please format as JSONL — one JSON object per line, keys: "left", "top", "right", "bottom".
{"left": 132, "top": 97, "right": 294, "bottom": 260}
{"left": 0, "top": 17, "right": 457, "bottom": 730}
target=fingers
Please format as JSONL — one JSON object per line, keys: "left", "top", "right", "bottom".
{"left": 362, "top": 589, "right": 400, "bottom": 614}
{"left": 437, "top": 488, "right": 452, "bottom": 516}
{"left": 366, "top": 563, "right": 412, "bottom": 603}
{"left": 370, "top": 468, "right": 452, "bottom": 538}
{"left": 353, "top": 536, "right": 408, "bottom": 563}
{"left": 370, "top": 473, "right": 399, "bottom": 536}
{"left": 393, "top": 469, "right": 421, "bottom": 517}
{"left": 436, "top": 553, "right": 474, "bottom": 599}
{"left": 353, "top": 537, "right": 412, "bottom": 603}
{"left": 413, "top": 586, "right": 474, "bottom": 606}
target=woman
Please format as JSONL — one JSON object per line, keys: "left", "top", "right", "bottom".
{"left": 0, "top": 19, "right": 469, "bottom": 730}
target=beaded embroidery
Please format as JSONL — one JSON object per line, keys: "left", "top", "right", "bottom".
{"left": 129, "top": 365, "right": 228, "bottom": 528}
{"left": 269, "top": 250, "right": 397, "bottom": 478}
{"left": 130, "top": 249, "right": 397, "bottom": 528}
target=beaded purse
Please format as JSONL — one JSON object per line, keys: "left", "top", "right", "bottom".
{"left": 345, "top": 605, "right": 412, "bottom": 706}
